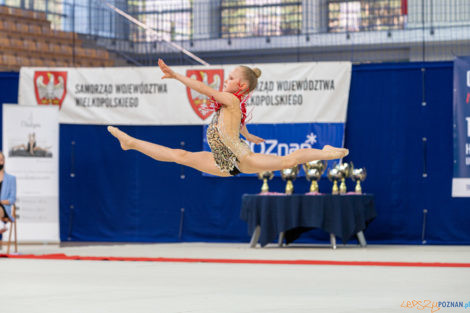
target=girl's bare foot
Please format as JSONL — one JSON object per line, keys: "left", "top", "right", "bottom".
{"left": 322, "top": 145, "right": 349, "bottom": 159}
{"left": 107, "top": 126, "right": 134, "bottom": 150}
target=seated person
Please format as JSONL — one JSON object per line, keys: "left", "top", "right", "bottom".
{"left": 0, "top": 151, "right": 17, "bottom": 234}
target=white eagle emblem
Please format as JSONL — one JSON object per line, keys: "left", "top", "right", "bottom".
{"left": 33, "top": 71, "right": 67, "bottom": 106}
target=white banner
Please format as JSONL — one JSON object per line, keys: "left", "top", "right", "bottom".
{"left": 2, "top": 104, "right": 59, "bottom": 242}
{"left": 18, "top": 62, "right": 351, "bottom": 125}
{"left": 452, "top": 57, "right": 470, "bottom": 197}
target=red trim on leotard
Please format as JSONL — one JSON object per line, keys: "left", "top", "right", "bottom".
{"left": 209, "top": 87, "right": 249, "bottom": 126}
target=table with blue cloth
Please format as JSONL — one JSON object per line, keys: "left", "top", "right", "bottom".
{"left": 240, "top": 194, "right": 376, "bottom": 248}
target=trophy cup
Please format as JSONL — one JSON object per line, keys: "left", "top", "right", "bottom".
{"left": 281, "top": 166, "right": 299, "bottom": 195}
{"left": 327, "top": 167, "right": 344, "bottom": 195}
{"left": 303, "top": 160, "right": 327, "bottom": 194}
{"left": 336, "top": 162, "right": 354, "bottom": 194}
{"left": 257, "top": 171, "right": 274, "bottom": 194}
{"left": 351, "top": 168, "right": 367, "bottom": 194}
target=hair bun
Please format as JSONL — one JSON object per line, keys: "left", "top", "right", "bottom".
{"left": 252, "top": 67, "right": 261, "bottom": 78}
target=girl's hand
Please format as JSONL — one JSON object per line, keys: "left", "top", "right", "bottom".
{"left": 246, "top": 133, "right": 265, "bottom": 144}
{"left": 158, "top": 58, "right": 176, "bottom": 79}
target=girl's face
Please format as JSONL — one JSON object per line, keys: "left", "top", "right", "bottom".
{"left": 223, "top": 67, "right": 248, "bottom": 94}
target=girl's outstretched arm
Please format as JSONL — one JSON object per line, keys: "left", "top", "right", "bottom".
{"left": 158, "top": 59, "right": 238, "bottom": 107}
{"left": 240, "top": 125, "right": 265, "bottom": 144}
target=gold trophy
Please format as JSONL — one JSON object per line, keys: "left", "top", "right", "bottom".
{"left": 303, "top": 160, "right": 327, "bottom": 194}
{"left": 281, "top": 166, "right": 299, "bottom": 195}
{"left": 336, "top": 162, "right": 354, "bottom": 194}
{"left": 327, "top": 167, "right": 343, "bottom": 195}
{"left": 351, "top": 168, "right": 367, "bottom": 194}
{"left": 257, "top": 171, "right": 274, "bottom": 194}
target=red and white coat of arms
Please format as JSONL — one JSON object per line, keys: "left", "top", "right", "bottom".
{"left": 186, "top": 69, "right": 224, "bottom": 120}
{"left": 34, "top": 71, "right": 67, "bottom": 108}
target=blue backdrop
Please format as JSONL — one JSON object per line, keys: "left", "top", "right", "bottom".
{"left": 1, "top": 61, "right": 469, "bottom": 244}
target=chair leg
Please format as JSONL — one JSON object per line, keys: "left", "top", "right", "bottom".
{"left": 7, "top": 222, "right": 12, "bottom": 254}
{"left": 0, "top": 221, "right": 5, "bottom": 251}
{"left": 14, "top": 220, "right": 17, "bottom": 253}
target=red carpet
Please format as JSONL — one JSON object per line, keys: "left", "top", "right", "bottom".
{"left": 1, "top": 253, "right": 469, "bottom": 267}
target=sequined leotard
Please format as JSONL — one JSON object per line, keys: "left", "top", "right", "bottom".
{"left": 206, "top": 91, "right": 251, "bottom": 176}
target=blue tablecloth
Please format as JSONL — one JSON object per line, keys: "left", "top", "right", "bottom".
{"left": 240, "top": 194, "right": 376, "bottom": 247}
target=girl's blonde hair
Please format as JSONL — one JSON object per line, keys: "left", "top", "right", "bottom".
{"left": 238, "top": 66, "right": 262, "bottom": 93}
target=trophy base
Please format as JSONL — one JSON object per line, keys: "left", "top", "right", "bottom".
{"left": 305, "top": 191, "right": 323, "bottom": 196}
{"left": 259, "top": 191, "right": 284, "bottom": 196}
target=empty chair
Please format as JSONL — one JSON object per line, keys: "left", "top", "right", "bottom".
{"left": 49, "top": 43, "right": 63, "bottom": 55}
{"left": 51, "top": 30, "right": 74, "bottom": 42}
{"left": 16, "top": 23, "right": 30, "bottom": 34}
{"left": 75, "top": 58, "right": 89, "bottom": 67}
{"left": 96, "top": 49, "right": 109, "bottom": 59}
{"left": 61, "top": 44, "right": 73, "bottom": 56}
{"left": 46, "top": 59, "right": 58, "bottom": 67}
{"left": 40, "top": 25, "right": 51, "bottom": 36}
{"left": 87, "top": 49, "right": 98, "bottom": 59}
{"left": 29, "top": 24, "right": 42, "bottom": 36}
{"left": 0, "top": 36, "right": 10, "bottom": 48}
{"left": 95, "top": 59, "right": 108, "bottom": 67}
{"left": 42, "top": 58, "right": 56, "bottom": 67}
{"left": 0, "top": 6, "right": 9, "bottom": 15}
{"left": 36, "top": 41, "right": 50, "bottom": 55}
{"left": 31, "top": 58, "right": 45, "bottom": 67}
{"left": 3, "top": 54, "right": 20, "bottom": 69}
{"left": 33, "top": 11, "right": 47, "bottom": 21}
{"left": 22, "top": 9, "right": 35, "bottom": 21}
{"left": 9, "top": 7, "right": 26, "bottom": 18}
{"left": 24, "top": 39, "right": 37, "bottom": 52}
{"left": 4, "top": 21, "right": 17, "bottom": 34}
{"left": 54, "top": 57, "right": 69, "bottom": 67}
{"left": 10, "top": 38, "right": 25, "bottom": 52}
{"left": 17, "top": 55, "right": 32, "bottom": 67}
{"left": 74, "top": 47, "right": 88, "bottom": 57}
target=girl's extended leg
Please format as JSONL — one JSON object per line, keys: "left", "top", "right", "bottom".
{"left": 238, "top": 146, "right": 348, "bottom": 174}
{"left": 108, "top": 126, "right": 230, "bottom": 177}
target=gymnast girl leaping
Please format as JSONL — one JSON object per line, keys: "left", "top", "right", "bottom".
{"left": 108, "top": 59, "right": 349, "bottom": 177}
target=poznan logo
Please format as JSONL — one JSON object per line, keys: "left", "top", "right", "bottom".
{"left": 33, "top": 71, "right": 67, "bottom": 108}
{"left": 186, "top": 69, "right": 223, "bottom": 120}
{"left": 248, "top": 132, "right": 317, "bottom": 156}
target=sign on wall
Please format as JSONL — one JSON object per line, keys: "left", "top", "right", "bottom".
{"left": 2, "top": 104, "right": 59, "bottom": 242}
{"left": 18, "top": 62, "right": 351, "bottom": 125}
{"left": 452, "top": 57, "right": 470, "bottom": 197}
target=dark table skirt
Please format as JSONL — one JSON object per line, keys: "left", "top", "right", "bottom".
{"left": 240, "top": 194, "right": 376, "bottom": 247}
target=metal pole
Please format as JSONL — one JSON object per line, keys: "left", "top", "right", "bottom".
{"left": 178, "top": 208, "right": 185, "bottom": 240}
{"left": 421, "top": 209, "right": 428, "bottom": 244}
{"left": 100, "top": 0, "right": 209, "bottom": 66}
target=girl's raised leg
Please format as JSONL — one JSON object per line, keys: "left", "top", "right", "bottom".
{"left": 107, "top": 126, "right": 230, "bottom": 177}
{"left": 238, "top": 146, "right": 348, "bottom": 174}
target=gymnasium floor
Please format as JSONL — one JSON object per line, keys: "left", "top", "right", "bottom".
{"left": 2, "top": 243, "right": 469, "bottom": 313}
